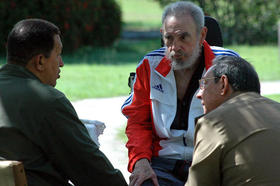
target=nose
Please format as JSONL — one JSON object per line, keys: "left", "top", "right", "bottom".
{"left": 171, "top": 39, "right": 180, "bottom": 52}
{"left": 196, "top": 88, "right": 203, "bottom": 99}
{"left": 59, "top": 57, "right": 64, "bottom": 67}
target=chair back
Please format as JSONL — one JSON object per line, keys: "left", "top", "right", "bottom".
{"left": 204, "top": 16, "right": 223, "bottom": 47}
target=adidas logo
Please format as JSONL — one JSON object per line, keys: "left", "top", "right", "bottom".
{"left": 152, "top": 84, "right": 164, "bottom": 93}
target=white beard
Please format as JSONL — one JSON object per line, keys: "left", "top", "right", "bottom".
{"left": 170, "top": 42, "right": 201, "bottom": 70}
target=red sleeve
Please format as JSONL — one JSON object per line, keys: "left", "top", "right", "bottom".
{"left": 122, "top": 59, "right": 153, "bottom": 172}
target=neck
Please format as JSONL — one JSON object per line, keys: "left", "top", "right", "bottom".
{"left": 229, "top": 91, "right": 242, "bottom": 99}
{"left": 25, "top": 61, "right": 43, "bottom": 83}
{"left": 222, "top": 91, "right": 241, "bottom": 104}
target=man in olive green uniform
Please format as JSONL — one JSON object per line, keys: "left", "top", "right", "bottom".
{"left": 185, "top": 55, "right": 280, "bottom": 186}
{"left": 0, "top": 19, "right": 127, "bottom": 186}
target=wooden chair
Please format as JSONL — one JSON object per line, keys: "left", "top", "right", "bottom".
{"left": 0, "top": 160, "right": 28, "bottom": 186}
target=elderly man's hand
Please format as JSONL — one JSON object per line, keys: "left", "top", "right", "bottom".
{"left": 129, "top": 158, "right": 159, "bottom": 186}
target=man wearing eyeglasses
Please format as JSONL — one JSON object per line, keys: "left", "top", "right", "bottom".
{"left": 185, "top": 55, "right": 280, "bottom": 186}
{"left": 121, "top": 1, "right": 239, "bottom": 186}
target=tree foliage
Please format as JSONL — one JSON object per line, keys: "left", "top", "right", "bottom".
{"left": 0, "top": 0, "right": 121, "bottom": 54}
{"left": 154, "top": 0, "right": 280, "bottom": 44}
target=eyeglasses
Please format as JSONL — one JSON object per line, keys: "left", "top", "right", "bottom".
{"left": 198, "top": 77, "right": 219, "bottom": 90}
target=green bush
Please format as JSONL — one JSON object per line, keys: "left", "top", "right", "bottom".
{"left": 0, "top": 0, "right": 121, "bottom": 54}
{"left": 153, "top": 0, "right": 279, "bottom": 45}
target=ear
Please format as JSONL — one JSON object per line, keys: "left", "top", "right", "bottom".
{"left": 199, "top": 26, "right": 207, "bottom": 46}
{"left": 219, "top": 75, "right": 231, "bottom": 96}
{"left": 32, "top": 54, "right": 45, "bottom": 72}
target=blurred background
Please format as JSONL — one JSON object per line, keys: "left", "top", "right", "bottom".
{"left": 0, "top": 0, "right": 279, "bottom": 101}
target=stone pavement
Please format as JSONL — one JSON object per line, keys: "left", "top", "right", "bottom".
{"left": 71, "top": 80, "right": 280, "bottom": 183}
{"left": 259, "top": 80, "right": 280, "bottom": 95}
{"left": 72, "top": 96, "right": 130, "bottom": 182}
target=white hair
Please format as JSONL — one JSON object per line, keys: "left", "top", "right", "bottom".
{"left": 162, "top": 1, "right": 205, "bottom": 33}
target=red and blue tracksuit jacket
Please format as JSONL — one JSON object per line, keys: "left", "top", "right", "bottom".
{"left": 121, "top": 41, "right": 239, "bottom": 172}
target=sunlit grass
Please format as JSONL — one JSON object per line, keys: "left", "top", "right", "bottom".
{"left": 116, "top": 0, "right": 163, "bottom": 30}
{"left": 57, "top": 43, "right": 280, "bottom": 101}
{"left": 229, "top": 45, "right": 280, "bottom": 81}
{"left": 56, "top": 64, "right": 135, "bottom": 101}
{"left": 1, "top": 41, "right": 279, "bottom": 101}
{"left": 265, "top": 94, "right": 280, "bottom": 102}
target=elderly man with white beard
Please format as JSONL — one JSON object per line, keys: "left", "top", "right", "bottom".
{"left": 121, "top": 1, "right": 239, "bottom": 186}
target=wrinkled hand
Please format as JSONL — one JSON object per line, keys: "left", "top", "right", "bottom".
{"left": 129, "top": 158, "right": 159, "bottom": 186}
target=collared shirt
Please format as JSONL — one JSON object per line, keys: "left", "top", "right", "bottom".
{"left": 171, "top": 49, "right": 205, "bottom": 130}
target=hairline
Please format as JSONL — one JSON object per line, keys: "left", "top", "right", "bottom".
{"left": 161, "top": 1, "right": 204, "bottom": 34}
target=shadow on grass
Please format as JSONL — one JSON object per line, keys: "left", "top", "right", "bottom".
{"left": 0, "top": 38, "right": 162, "bottom": 66}
{"left": 62, "top": 38, "right": 162, "bottom": 65}
{"left": 122, "top": 22, "right": 161, "bottom": 31}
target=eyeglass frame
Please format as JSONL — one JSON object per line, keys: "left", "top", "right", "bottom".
{"left": 198, "top": 77, "right": 220, "bottom": 90}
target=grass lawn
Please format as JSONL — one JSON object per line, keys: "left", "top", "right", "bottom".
{"left": 53, "top": 42, "right": 280, "bottom": 101}
{"left": 2, "top": 42, "right": 279, "bottom": 102}
{"left": 1, "top": 0, "right": 279, "bottom": 102}
{"left": 265, "top": 94, "right": 280, "bottom": 102}
{"left": 56, "top": 64, "right": 135, "bottom": 100}
{"left": 56, "top": 39, "right": 162, "bottom": 100}
{"left": 53, "top": 41, "right": 280, "bottom": 101}
{"left": 229, "top": 45, "right": 280, "bottom": 81}
{"left": 116, "top": 0, "right": 163, "bottom": 31}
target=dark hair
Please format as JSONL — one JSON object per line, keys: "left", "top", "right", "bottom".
{"left": 212, "top": 55, "right": 260, "bottom": 94}
{"left": 7, "top": 18, "right": 60, "bottom": 66}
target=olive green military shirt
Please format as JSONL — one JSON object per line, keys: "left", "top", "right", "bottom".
{"left": 0, "top": 64, "right": 127, "bottom": 186}
{"left": 186, "top": 92, "right": 280, "bottom": 186}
